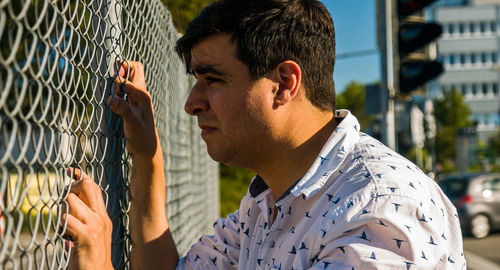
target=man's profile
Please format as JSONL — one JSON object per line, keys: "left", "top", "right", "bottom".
{"left": 61, "top": 0, "right": 466, "bottom": 269}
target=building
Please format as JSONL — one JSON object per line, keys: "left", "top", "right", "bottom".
{"left": 428, "top": 0, "right": 500, "bottom": 143}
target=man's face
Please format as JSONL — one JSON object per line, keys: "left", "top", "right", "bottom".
{"left": 184, "top": 33, "right": 276, "bottom": 167}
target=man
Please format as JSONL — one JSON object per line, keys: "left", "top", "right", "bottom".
{"left": 63, "top": 0, "right": 466, "bottom": 269}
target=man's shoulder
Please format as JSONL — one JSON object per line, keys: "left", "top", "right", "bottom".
{"left": 320, "top": 133, "right": 455, "bottom": 226}
{"left": 342, "top": 133, "right": 435, "bottom": 198}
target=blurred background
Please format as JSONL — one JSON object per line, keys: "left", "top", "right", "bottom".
{"left": 165, "top": 0, "right": 500, "bottom": 268}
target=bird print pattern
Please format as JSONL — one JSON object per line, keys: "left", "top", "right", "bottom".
{"left": 177, "top": 110, "right": 466, "bottom": 270}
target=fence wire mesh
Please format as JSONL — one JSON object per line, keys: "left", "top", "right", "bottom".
{"left": 0, "top": 0, "right": 219, "bottom": 269}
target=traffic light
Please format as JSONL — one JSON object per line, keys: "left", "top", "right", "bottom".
{"left": 397, "top": 0, "right": 437, "bottom": 16}
{"left": 396, "top": 0, "right": 443, "bottom": 94}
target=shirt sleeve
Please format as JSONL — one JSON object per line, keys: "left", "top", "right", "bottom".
{"left": 306, "top": 194, "right": 466, "bottom": 270}
{"left": 176, "top": 210, "right": 241, "bottom": 270}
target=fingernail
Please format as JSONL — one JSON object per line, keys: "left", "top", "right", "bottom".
{"left": 119, "top": 67, "right": 125, "bottom": 78}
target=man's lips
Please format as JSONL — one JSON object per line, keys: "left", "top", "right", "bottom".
{"left": 198, "top": 125, "right": 218, "bottom": 136}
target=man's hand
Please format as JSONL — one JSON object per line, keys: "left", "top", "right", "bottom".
{"left": 108, "top": 61, "right": 160, "bottom": 160}
{"left": 61, "top": 168, "right": 113, "bottom": 270}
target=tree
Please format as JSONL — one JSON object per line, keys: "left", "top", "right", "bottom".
{"left": 161, "top": 0, "right": 214, "bottom": 32}
{"left": 487, "top": 129, "right": 500, "bottom": 172}
{"left": 433, "top": 89, "right": 472, "bottom": 172}
{"left": 336, "top": 81, "right": 373, "bottom": 131}
{"left": 488, "top": 129, "right": 500, "bottom": 157}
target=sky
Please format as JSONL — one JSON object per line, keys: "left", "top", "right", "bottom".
{"left": 320, "top": 0, "right": 380, "bottom": 92}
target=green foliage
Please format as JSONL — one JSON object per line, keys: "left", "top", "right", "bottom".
{"left": 336, "top": 81, "right": 373, "bottom": 131}
{"left": 486, "top": 129, "right": 500, "bottom": 171}
{"left": 433, "top": 89, "right": 472, "bottom": 172}
{"left": 161, "top": 0, "right": 214, "bottom": 32}
{"left": 219, "top": 164, "right": 254, "bottom": 218}
{"left": 488, "top": 129, "right": 500, "bottom": 157}
{"left": 491, "top": 163, "right": 500, "bottom": 173}
{"left": 406, "top": 147, "right": 431, "bottom": 171}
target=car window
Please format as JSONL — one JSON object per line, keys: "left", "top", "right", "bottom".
{"left": 482, "top": 178, "right": 500, "bottom": 191}
{"left": 439, "top": 178, "right": 469, "bottom": 198}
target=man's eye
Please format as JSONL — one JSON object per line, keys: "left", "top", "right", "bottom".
{"left": 206, "top": 76, "right": 222, "bottom": 84}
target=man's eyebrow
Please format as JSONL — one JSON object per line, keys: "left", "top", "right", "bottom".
{"left": 192, "top": 65, "right": 227, "bottom": 77}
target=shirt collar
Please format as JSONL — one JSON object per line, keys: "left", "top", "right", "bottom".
{"left": 289, "top": 110, "right": 361, "bottom": 199}
{"left": 249, "top": 110, "right": 361, "bottom": 199}
{"left": 249, "top": 175, "right": 268, "bottom": 198}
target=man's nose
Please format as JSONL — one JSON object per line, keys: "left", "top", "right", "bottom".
{"left": 184, "top": 83, "right": 209, "bottom": 115}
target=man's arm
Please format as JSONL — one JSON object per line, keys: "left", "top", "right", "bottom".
{"left": 127, "top": 155, "right": 178, "bottom": 270}
{"left": 109, "top": 61, "right": 179, "bottom": 269}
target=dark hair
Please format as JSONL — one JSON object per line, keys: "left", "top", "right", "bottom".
{"left": 175, "top": 0, "right": 336, "bottom": 111}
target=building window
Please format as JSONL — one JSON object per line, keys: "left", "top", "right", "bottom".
{"left": 481, "top": 53, "right": 487, "bottom": 64}
{"left": 493, "top": 83, "right": 499, "bottom": 95}
{"left": 459, "top": 23, "right": 465, "bottom": 34}
{"left": 472, "top": 84, "right": 477, "bottom": 95}
{"left": 472, "top": 114, "right": 480, "bottom": 124}
{"left": 460, "top": 54, "right": 466, "bottom": 64}
{"left": 484, "top": 114, "right": 490, "bottom": 125}
{"left": 461, "top": 84, "right": 467, "bottom": 96}
{"left": 469, "top": 22, "right": 475, "bottom": 33}
{"left": 482, "top": 83, "right": 488, "bottom": 95}
{"left": 492, "top": 53, "right": 498, "bottom": 64}
{"left": 480, "top": 22, "right": 486, "bottom": 33}
{"left": 449, "top": 54, "right": 456, "bottom": 65}
{"left": 448, "top": 24, "right": 454, "bottom": 34}
{"left": 491, "top": 22, "right": 497, "bottom": 33}
{"left": 470, "top": 53, "right": 476, "bottom": 64}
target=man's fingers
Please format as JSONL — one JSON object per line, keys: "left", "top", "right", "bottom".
{"left": 113, "top": 75, "right": 149, "bottom": 97}
{"left": 66, "top": 193, "right": 92, "bottom": 224}
{"left": 110, "top": 81, "right": 125, "bottom": 98}
{"left": 62, "top": 213, "right": 85, "bottom": 243}
{"left": 115, "top": 60, "right": 146, "bottom": 89}
{"left": 107, "top": 95, "right": 142, "bottom": 126}
{"left": 110, "top": 60, "right": 152, "bottom": 124}
{"left": 64, "top": 239, "right": 75, "bottom": 252}
{"left": 66, "top": 169, "right": 106, "bottom": 214}
{"left": 69, "top": 180, "right": 107, "bottom": 214}
{"left": 67, "top": 168, "right": 91, "bottom": 181}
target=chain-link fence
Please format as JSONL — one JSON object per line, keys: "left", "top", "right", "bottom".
{"left": 0, "top": 0, "right": 219, "bottom": 269}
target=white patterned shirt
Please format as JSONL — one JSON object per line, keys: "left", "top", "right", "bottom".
{"left": 177, "top": 110, "right": 466, "bottom": 270}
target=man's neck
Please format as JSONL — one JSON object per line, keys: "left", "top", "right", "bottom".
{"left": 256, "top": 112, "right": 337, "bottom": 200}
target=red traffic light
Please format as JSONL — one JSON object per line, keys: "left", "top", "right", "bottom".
{"left": 398, "top": 0, "right": 438, "bottom": 16}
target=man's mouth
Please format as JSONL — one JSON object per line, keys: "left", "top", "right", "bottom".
{"left": 199, "top": 125, "right": 218, "bottom": 136}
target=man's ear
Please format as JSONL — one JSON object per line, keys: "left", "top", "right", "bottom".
{"left": 273, "top": 60, "right": 301, "bottom": 107}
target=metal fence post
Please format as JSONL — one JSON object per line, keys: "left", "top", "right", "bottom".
{"left": 91, "top": 0, "right": 128, "bottom": 268}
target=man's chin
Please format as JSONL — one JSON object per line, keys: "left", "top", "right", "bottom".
{"left": 205, "top": 145, "right": 234, "bottom": 164}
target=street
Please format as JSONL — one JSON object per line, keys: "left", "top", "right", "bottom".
{"left": 464, "top": 231, "right": 500, "bottom": 270}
